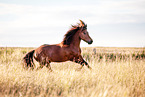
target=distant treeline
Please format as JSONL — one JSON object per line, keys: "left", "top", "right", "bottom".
{"left": 82, "top": 47, "right": 145, "bottom": 62}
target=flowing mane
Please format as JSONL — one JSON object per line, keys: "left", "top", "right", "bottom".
{"left": 62, "top": 22, "right": 87, "bottom": 45}
{"left": 62, "top": 25, "right": 79, "bottom": 45}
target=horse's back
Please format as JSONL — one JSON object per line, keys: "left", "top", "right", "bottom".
{"left": 34, "top": 44, "right": 68, "bottom": 62}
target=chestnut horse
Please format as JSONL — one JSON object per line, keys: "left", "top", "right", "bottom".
{"left": 23, "top": 20, "right": 93, "bottom": 71}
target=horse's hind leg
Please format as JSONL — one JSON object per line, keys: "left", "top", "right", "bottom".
{"left": 36, "top": 58, "right": 46, "bottom": 70}
{"left": 45, "top": 60, "right": 52, "bottom": 72}
{"left": 36, "top": 62, "right": 45, "bottom": 70}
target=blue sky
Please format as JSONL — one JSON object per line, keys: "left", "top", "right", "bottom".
{"left": 0, "top": 0, "right": 145, "bottom": 47}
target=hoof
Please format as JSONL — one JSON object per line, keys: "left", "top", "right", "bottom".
{"left": 48, "top": 69, "right": 53, "bottom": 72}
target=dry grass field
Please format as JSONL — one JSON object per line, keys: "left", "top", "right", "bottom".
{"left": 0, "top": 47, "right": 144, "bottom": 97}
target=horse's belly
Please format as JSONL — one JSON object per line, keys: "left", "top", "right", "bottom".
{"left": 50, "top": 55, "right": 69, "bottom": 62}
{"left": 50, "top": 53, "right": 74, "bottom": 62}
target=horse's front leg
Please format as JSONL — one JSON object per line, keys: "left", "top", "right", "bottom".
{"left": 73, "top": 55, "right": 92, "bottom": 70}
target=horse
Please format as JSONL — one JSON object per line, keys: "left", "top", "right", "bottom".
{"left": 23, "top": 20, "right": 93, "bottom": 71}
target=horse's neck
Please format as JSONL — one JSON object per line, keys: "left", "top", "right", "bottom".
{"left": 70, "top": 34, "right": 81, "bottom": 49}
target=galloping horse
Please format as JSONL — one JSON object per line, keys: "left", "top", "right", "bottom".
{"left": 23, "top": 20, "right": 93, "bottom": 71}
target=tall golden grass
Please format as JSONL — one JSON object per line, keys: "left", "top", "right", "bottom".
{"left": 0, "top": 47, "right": 144, "bottom": 97}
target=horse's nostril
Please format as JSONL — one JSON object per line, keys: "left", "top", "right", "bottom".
{"left": 88, "top": 40, "right": 93, "bottom": 44}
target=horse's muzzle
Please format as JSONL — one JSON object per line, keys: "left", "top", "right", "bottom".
{"left": 88, "top": 40, "right": 93, "bottom": 44}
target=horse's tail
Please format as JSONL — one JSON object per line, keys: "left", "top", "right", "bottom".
{"left": 23, "top": 50, "right": 35, "bottom": 68}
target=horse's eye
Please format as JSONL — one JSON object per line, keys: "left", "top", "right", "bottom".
{"left": 83, "top": 32, "right": 86, "bottom": 35}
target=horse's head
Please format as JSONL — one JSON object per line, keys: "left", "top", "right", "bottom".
{"left": 78, "top": 20, "right": 93, "bottom": 44}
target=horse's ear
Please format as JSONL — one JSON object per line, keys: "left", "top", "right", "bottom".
{"left": 79, "top": 20, "right": 85, "bottom": 27}
{"left": 79, "top": 26, "right": 83, "bottom": 31}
